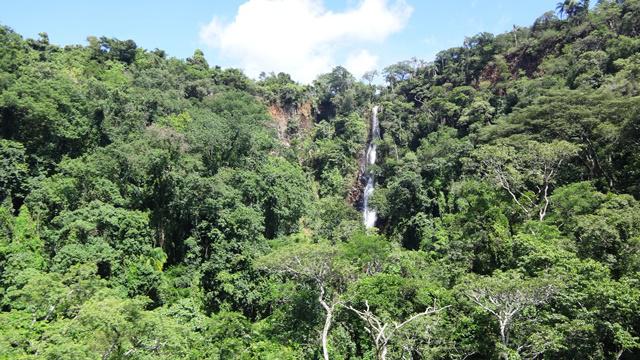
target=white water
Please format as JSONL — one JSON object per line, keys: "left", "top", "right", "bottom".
{"left": 363, "top": 106, "right": 379, "bottom": 228}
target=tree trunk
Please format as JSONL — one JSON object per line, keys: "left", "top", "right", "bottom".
{"left": 321, "top": 306, "right": 333, "bottom": 360}
{"left": 539, "top": 182, "right": 550, "bottom": 221}
{"left": 499, "top": 319, "right": 508, "bottom": 347}
{"left": 318, "top": 285, "right": 334, "bottom": 360}
{"left": 380, "top": 343, "right": 388, "bottom": 360}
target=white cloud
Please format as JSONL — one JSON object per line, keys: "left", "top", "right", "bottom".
{"left": 199, "top": 0, "right": 412, "bottom": 83}
{"left": 423, "top": 35, "right": 436, "bottom": 45}
{"left": 345, "top": 49, "right": 378, "bottom": 79}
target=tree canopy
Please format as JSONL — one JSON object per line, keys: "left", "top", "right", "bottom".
{"left": 1, "top": 1, "right": 640, "bottom": 358}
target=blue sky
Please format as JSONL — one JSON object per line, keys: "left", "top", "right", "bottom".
{"left": 2, "top": 0, "right": 559, "bottom": 82}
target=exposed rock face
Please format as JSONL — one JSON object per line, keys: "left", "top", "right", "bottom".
{"left": 267, "top": 100, "right": 368, "bottom": 211}
{"left": 297, "top": 101, "right": 313, "bottom": 133}
{"left": 267, "top": 101, "right": 313, "bottom": 146}
{"left": 268, "top": 104, "right": 290, "bottom": 145}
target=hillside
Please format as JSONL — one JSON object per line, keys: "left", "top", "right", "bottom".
{"left": 1, "top": 0, "right": 640, "bottom": 359}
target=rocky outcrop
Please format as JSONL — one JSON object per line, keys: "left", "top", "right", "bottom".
{"left": 267, "top": 101, "right": 313, "bottom": 146}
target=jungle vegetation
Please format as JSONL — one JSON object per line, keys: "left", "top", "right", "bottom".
{"left": 1, "top": 0, "right": 640, "bottom": 358}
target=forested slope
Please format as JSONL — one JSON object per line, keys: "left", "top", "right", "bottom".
{"left": 1, "top": 0, "right": 640, "bottom": 359}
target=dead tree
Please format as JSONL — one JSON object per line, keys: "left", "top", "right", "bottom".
{"left": 257, "top": 243, "right": 349, "bottom": 360}
{"left": 466, "top": 274, "right": 555, "bottom": 359}
{"left": 346, "top": 301, "right": 447, "bottom": 360}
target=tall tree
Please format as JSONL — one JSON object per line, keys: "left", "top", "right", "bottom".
{"left": 473, "top": 140, "right": 580, "bottom": 220}
{"left": 464, "top": 271, "right": 557, "bottom": 359}
{"left": 257, "top": 241, "right": 351, "bottom": 360}
{"left": 346, "top": 300, "right": 444, "bottom": 360}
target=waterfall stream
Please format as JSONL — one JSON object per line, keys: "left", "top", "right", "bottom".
{"left": 363, "top": 106, "right": 379, "bottom": 228}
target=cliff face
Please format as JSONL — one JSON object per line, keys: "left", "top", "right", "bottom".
{"left": 347, "top": 170, "right": 365, "bottom": 207}
{"left": 267, "top": 101, "right": 313, "bottom": 146}
{"left": 267, "top": 100, "right": 370, "bottom": 211}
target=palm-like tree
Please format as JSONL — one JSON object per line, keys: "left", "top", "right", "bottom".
{"left": 556, "top": 0, "right": 589, "bottom": 19}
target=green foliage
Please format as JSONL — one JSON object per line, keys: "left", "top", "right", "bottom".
{"left": 1, "top": 1, "right": 640, "bottom": 357}
{"left": 1, "top": 205, "right": 46, "bottom": 293}
{"left": 0, "top": 139, "right": 28, "bottom": 203}
{"left": 258, "top": 72, "right": 307, "bottom": 109}
{"left": 471, "top": 140, "right": 580, "bottom": 220}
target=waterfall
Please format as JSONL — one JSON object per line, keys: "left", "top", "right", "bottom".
{"left": 363, "top": 106, "right": 379, "bottom": 228}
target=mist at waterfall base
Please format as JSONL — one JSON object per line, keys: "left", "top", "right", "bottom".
{"left": 363, "top": 106, "right": 379, "bottom": 228}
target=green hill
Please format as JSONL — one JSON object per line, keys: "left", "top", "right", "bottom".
{"left": 1, "top": 1, "right": 639, "bottom": 358}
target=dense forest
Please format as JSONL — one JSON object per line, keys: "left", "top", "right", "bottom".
{"left": 1, "top": 0, "right": 640, "bottom": 358}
